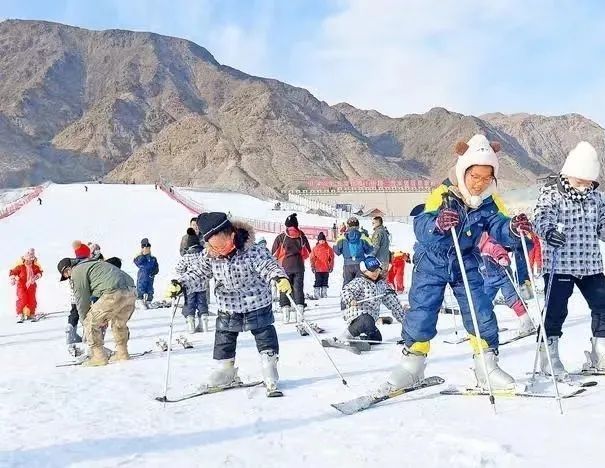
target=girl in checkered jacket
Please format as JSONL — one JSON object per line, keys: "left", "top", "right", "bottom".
{"left": 534, "top": 141, "right": 605, "bottom": 376}
{"left": 337, "top": 256, "right": 405, "bottom": 352}
{"left": 175, "top": 228, "right": 210, "bottom": 333}
{"left": 177, "top": 212, "right": 291, "bottom": 396}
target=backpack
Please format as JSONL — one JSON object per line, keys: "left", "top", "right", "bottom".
{"left": 274, "top": 233, "right": 309, "bottom": 266}
{"left": 348, "top": 236, "right": 364, "bottom": 260}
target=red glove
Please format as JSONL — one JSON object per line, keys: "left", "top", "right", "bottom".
{"left": 511, "top": 214, "right": 532, "bottom": 236}
{"left": 435, "top": 208, "right": 459, "bottom": 233}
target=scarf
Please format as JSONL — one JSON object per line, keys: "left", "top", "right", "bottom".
{"left": 560, "top": 175, "right": 593, "bottom": 202}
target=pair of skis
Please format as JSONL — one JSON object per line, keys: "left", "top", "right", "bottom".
{"left": 331, "top": 375, "right": 597, "bottom": 415}
{"left": 156, "top": 380, "right": 283, "bottom": 403}
{"left": 56, "top": 350, "right": 153, "bottom": 367}
{"left": 443, "top": 327, "right": 537, "bottom": 346}
{"left": 17, "top": 313, "right": 47, "bottom": 323}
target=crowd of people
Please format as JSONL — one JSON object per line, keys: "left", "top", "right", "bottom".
{"left": 7, "top": 133, "right": 605, "bottom": 398}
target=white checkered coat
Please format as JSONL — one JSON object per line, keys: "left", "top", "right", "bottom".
{"left": 341, "top": 276, "right": 405, "bottom": 324}
{"left": 534, "top": 177, "right": 605, "bottom": 276}
{"left": 178, "top": 223, "right": 287, "bottom": 314}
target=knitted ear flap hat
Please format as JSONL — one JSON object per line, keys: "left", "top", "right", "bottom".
{"left": 454, "top": 134, "right": 500, "bottom": 208}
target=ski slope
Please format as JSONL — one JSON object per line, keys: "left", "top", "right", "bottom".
{"left": 0, "top": 183, "right": 603, "bottom": 468}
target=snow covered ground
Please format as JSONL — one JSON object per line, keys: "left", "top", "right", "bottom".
{"left": 0, "top": 183, "right": 603, "bottom": 468}
{"left": 0, "top": 187, "right": 31, "bottom": 208}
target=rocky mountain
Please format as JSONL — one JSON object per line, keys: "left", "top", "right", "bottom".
{"left": 0, "top": 19, "right": 604, "bottom": 195}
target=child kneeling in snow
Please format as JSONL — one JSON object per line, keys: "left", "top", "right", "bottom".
{"left": 176, "top": 228, "right": 210, "bottom": 333}
{"left": 337, "top": 256, "right": 405, "bottom": 352}
{"left": 175, "top": 212, "right": 291, "bottom": 394}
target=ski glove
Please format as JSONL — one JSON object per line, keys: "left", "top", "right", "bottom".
{"left": 276, "top": 277, "right": 292, "bottom": 294}
{"left": 166, "top": 279, "right": 182, "bottom": 298}
{"left": 510, "top": 214, "right": 532, "bottom": 237}
{"left": 545, "top": 228, "right": 566, "bottom": 248}
{"left": 435, "top": 208, "right": 459, "bottom": 233}
{"left": 9, "top": 276, "right": 17, "bottom": 286}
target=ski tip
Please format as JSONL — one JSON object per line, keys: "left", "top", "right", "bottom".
{"left": 155, "top": 396, "right": 168, "bottom": 402}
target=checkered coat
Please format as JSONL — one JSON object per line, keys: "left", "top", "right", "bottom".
{"left": 175, "top": 245, "right": 208, "bottom": 293}
{"left": 178, "top": 222, "right": 287, "bottom": 314}
{"left": 534, "top": 176, "right": 605, "bottom": 276}
{"left": 341, "top": 276, "right": 405, "bottom": 324}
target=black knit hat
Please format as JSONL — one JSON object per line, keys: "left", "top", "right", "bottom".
{"left": 317, "top": 232, "right": 326, "bottom": 241}
{"left": 141, "top": 238, "right": 151, "bottom": 247}
{"left": 197, "top": 212, "right": 232, "bottom": 241}
{"left": 185, "top": 228, "right": 201, "bottom": 249}
{"left": 285, "top": 213, "right": 299, "bottom": 228}
{"left": 57, "top": 257, "right": 73, "bottom": 282}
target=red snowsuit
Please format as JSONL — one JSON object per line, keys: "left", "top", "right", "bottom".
{"left": 309, "top": 242, "right": 335, "bottom": 273}
{"left": 9, "top": 260, "right": 43, "bottom": 316}
{"left": 387, "top": 251, "right": 410, "bottom": 293}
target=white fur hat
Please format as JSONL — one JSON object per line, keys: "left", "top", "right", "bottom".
{"left": 561, "top": 141, "right": 600, "bottom": 181}
{"left": 454, "top": 134, "right": 501, "bottom": 208}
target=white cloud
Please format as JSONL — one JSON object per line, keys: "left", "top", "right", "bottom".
{"left": 293, "top": 0, "right": 605, "bottom": 123}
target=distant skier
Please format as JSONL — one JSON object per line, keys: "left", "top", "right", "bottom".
{"left": 176, "top": 229, "right": 210, "bottom": 333}
{"left": 272, "top": 214, "right": 311, "bottom": 323}
{"left": 180, "top": 217, "right": 204, "bottom": 256}
{"left": 65, "top": 241, "right": 92, "bottom": 344}
{"left": 37, "top": 198, "right": 42, "bottom": 205}
{"left": 9, "top": 248, "right": 43, "bottom": 322}
{"left": 338, "top": 256, "right": 405, "bottom": 351}
{"left": 387, "top": 250, "right": 410, "bottom": 294}
{"left": 134, "top": 238, "right": 159, "bottom": 305}
{"left": 84, "top": 185, "right": 88, "bottom": 192}
{"left": 334, "top": 216, "right": 373, "bottom": 286}
{"left": 57, "top": 257, "right": 136, "bottom": 365}
{"left": 534, "top": 141, "right": 605, "bottom": 375}
{"left": 175, "top": 212, "right": 291, "bottom": 396}
{"left": 478, "top": 233, "right": 536, "bottom": 336}
{"left": 370, "top": 216, "right": 391, "bottom": 268}
{"left": 309, "top": 232, "right": 334, "bottom": 299}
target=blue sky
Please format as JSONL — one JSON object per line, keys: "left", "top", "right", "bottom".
{"left": 3, "top": 0, "right": 605, "bottom": 125}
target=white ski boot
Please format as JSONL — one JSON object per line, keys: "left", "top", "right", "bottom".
{"left": 584, "top": 337, "right": 605, "bottom": 371}
{"left": 473, "top": 349, "right": 515, "bottom": 390}
{"left": 281, "top": 306, "right": 291, "bottom": 324}
{"left": 313, "top": 287, "right": 321, "bottom": 300}
{"left": 196, "top": 315, "right": 209, "bottom": 333}
{"left": 375, "top": 346, "right": 427, "bottom": 396}
{"left": 17, "top": 313, "right": 24, "bottom": 323}
{"left": 294, "top": 304, "right": 304, "bottom": 323}
{"left": 186, "top": 315, "right": 196, "bottom": 333}
{"left": 539, "top": 336, "right": 568, "bottom": 377}
{"left": 517, "top": 313, "right": 537, "bottom": 336}
{"left": 260, "top": 350, "right": 282, "bottom": 396}
{"left": 321, "top": 287, "right": 328, "bottom": 298}
{"left": 207, "top": 359, "right": 241, "bottom": 387}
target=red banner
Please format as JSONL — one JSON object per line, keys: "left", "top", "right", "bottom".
{"left": 306, "top": 178, "right": 432, "bottom": 190}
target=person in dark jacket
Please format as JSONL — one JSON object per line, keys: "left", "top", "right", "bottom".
{"left": 271, "top": 213, "right": 311, "bottom": 323}
{"left": 371, "top": 216, "right": 391, "bottom": 267}
{"left": 333, "top": 216, "right": 373, "bottom": 286}
{"left": 134, "top": 238, "right": 159, "bottom": 304}
{"left": 180, "top": 217, "right": 204, "bottom": 256}
{"left": 176, "top": 212, "right": 291, "bottom": 395}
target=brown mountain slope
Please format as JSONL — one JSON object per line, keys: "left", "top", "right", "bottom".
{"left": 0, "top": 19, "right": 603, "bottom": 193}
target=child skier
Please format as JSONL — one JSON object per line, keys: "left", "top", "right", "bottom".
{"left": 387, "top": 250, "right": 410, "bottom": 294}
{"left": 9, "top": 249, "right": 43, "bottom": 322}
{"left": 175, "top": 228, "right": 210, "bottom": 333}
{"left": 378, "top": 134, "right": 532, "bottom": 394}
{"left": 534, "top": 141, "right": 605, "bottom": 375}
{"left": 134, "top": 238, "right": 159, "bottom": 306}
{"left": 272, "top": 214, "right": 311, "bottom": 323}
{"left": 65, "top": 241, "right": 91, "bottom": 344}
{"left": 309, "top": 232, "right": 334, "bottom": 299}
{"left": 337, "top": 256, "right": 405, "bottom": 352}
{"left": 478, "top": 233, "right": 536, "bottom": 336}
{"left": 175, "top": 212, "right": 291, "bottom": 396}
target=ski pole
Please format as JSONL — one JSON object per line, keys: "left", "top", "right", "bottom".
{"left": 521, "top": 228, "right": 563, "bottom": 414}
{"left": 157, "top": 295, "right": 182, "bottom": 404}
{"left": 446, "top": 285, "right": 462, "bottom": 338}
{"left": 286, "top": 292, "right": 348, "bottom": 386}
{"left": 450, "top": 223, "right": 497, "bottom": 413}
{"left": 344, "top": 338, "right": 400, "bottom": 345}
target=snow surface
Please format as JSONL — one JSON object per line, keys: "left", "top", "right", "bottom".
{"left": 1, "top": 183, "right": 603, "bottom": 468}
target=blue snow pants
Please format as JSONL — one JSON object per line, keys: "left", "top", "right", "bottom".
{"left": 483, "top": 267, "right": 520, "bottom": 309}
{"left": 182, "top": 289, "right": 209, "bottom": 318}
{"left": 403, "top": 251, "right": 499, "bottom": 349}
{"left": 137, "top": 277, "right": 154, "bottom": 301}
